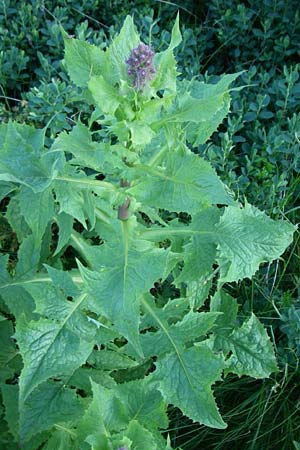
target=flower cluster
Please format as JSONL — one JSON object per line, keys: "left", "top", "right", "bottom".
{"left": 126, "top": 43, "right": 155, "bottom": 90}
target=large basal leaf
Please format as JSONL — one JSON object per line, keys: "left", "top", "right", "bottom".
{"left": 15, "top": 291, "right": 97, "bottom": 402}
{"left": 225, "top": 314, "right": 278, "bottom": 378}
{"left": 79, "top": 217, "right": 170, "bottom": 354}
{"left": 216, "top": 203, "right": 295, "bottom": 282}
{"left": 129, "top": 148, "right": 234, "bottom": 214}
{"left": 154, "top": 344, "right": 226, "bottom": 429}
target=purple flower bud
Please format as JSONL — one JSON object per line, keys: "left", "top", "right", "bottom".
{"left": 126, "top": 42, "right": 156, "bottom": 90}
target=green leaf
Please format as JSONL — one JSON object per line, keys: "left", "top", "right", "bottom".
{"left": 152, "top": 49, "right": 178, "bottom": 93}
{"left": 52, "top": 122, "right": 106, "bottom": 172}
{"left": 18, "top": 187, "right": 54, "bottom": 244}
{"left": 0, "top": 284, "right": 36, "bottom": 320}
{"left": 15, "top": 292, "right": 97, "bottom": 402}
{"left": 177, "top": 208, "right": 221, "bottom": 282}
{"left": 1, "top": 384, "right": 19, "bottom": 440}
{"left": 216, "top": 203, "right": 295, "bottom": 282}
{"left": 77, "top": 381, "right": 128, "bottom": 440}
{"left": 89, "top": 75, "right": 122, "bottom": 114}
{"left": 0, "top": 182, "right": 15, "bottom": 201}
{"left": 0, "top": 236, "right": 40, "bottom": 319}
{"left": 64, "top": 37, "right": 108, "bottom": 87}
{"left": 210, "top": 290, "right": 238, "bottom": 334}
{"left": 15, "top": 234, "right": 40, "bottom": 278}
{"left": 124, "top": 420, "right": 159, "bottom": 450}
{"left": 172, "top": 73, "right": 242, "bottom": 145}
{"left": 140, "top": 309, "right": 220, "bottom": 358}
{"left": 79, "top": 217, "right": 170, "bottom": 354}
{"left": 141, "top": 299, "right": 226, "bottom": 428}
{"left": 167, "top": 92, "right": 226, "bottom": 124}
{"left": 128, "top": 121, "right": 155, "bottom": 146}
{"left": 141, "top": 295, "right": 189, "bottom": 329}
{"left": 88, "top": 349, "right": 138, "bottom": 370}
{"left": 154, "top": 344, "right": 226, "bottom": 429}
{"left": 0, "top": 122, "right": 53, "bottom": 192}
{"left": 0, "top": 320, "right": 18, "bottom": 383}
{"left": 19, "top": 381, "right": 84, "bottom": 442}
{"left": 129, "top": 148, "right": 234, "bottom": 213}
{"left": 115, "top": 378, "right": 168, "bottom": 431}
{"left": 225, "top": 314, "right": 278, "bottom": 378}
{"left": 186, "top": 277, "right": 212, "bottom": 309}
{"left": 54, "top": 212, "right": 74, "bottom": 256}
{"left": 44, "top": 265, "right": 80, "bottom": 298}
{"left": 41, "top": 428, "right": 75, "bottom": 450}
{"left": 107, "top": 15, "right": 140, "bottom": 84}
{"left": 68, "top": 367, "right": 116, "bottom": 394}
{"left": 210, "top": 290, "right": 239, "bottom": 353}
{"left": 186, "top": 95, "right": 231, "bottom": 146}
{"left": 5, "top": 195, "right": 31, "bottom": 242}
{"left": 168, "top": 12, "right": 182, "bottom": 51}
{"left": 152, "top": 13, "right": 182, "bottom": 93}
{"left": 54, "top": 177, "right": 95, "bottom": 229}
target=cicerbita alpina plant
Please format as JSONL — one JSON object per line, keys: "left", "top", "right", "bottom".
{"left": 1, "top": 15, "right": 295, "bottom": 450}
{"left": 126, "top": 42, "right": 155, "bottom": 90}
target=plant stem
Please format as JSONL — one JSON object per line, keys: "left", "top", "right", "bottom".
{"left": 118, "top": 179, "right": 131, "bottom": 220}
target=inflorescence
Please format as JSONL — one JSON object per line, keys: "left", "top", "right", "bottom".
{"left": 126, "top": 43, "right": 155, "bottom": 90}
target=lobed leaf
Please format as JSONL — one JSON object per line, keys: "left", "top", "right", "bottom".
{"left": 79, "top": 217, "right": 170, "bottom": 355}
{"left": 15, "top": 292, "right": 97, "bottom": 402}
{"left": 225, "top": 313, "right": 278, "bottom": 378}
{"left": 129, "top": 148, "right": 234, "bottom": 214}
{"left": 154, "top": 344, "right": 226, "bottom": 429}
{"left": 216, "top": 202, "right": 295, "bottom": 282}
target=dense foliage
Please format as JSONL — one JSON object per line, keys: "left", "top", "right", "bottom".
{"left": 0, "top": 1, "right": 300, "bottom": 449}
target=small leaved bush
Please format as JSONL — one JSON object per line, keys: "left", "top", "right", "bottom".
{"left": 0, "top": 16, "right": 296, "bottom": 450}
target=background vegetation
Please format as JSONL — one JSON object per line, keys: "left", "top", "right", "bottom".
{"left": 1, "top": 0, "right": 300, "bottom": 448}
